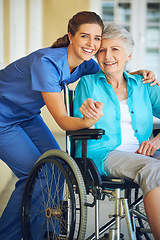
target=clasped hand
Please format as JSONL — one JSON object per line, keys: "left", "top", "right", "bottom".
{"left": 80, "top": 98, "right": 104, "bottom": 126}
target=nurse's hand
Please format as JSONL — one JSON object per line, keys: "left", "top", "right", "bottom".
{"left": 135, "top": 133, "right": 160, "bottom": 156}
{"left": 82, "top": 101, "right": 104, "bottom": 127}
{"left": 130, "top": 69, "right": 158, "bottom": 86}
{"left": 141, "top": 70, "right": 159, "bottom": 86}
{"left": 80, "top": 98, "right": 104, "bottom": 120}
{"left": 42, "top": 92, "right": 103, "bottom": 131}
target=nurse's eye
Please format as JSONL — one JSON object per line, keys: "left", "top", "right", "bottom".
{"left": 81, "top": 34, "right": 88, "bottom": 38}
{"left": 95, "top": 37, "right": 101, "bottom": 41}
{"left": 99, "top": 49, "right": 105, "bottom": 52}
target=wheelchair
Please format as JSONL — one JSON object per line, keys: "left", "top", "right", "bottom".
{"left": 21, "top": 86, "right": 154, "bottom": 240}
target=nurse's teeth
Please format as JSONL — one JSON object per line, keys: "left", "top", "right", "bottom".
{"left": 83, "top": 48, "right": 93, "bottom": 53}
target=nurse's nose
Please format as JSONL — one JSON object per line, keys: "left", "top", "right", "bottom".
{"left": 87, "top": 37, "right": 94, "bottom": 47}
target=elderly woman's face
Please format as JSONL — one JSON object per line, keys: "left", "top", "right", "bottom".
{"left": 97, "top": 38, "right": 131, "bottom": 75}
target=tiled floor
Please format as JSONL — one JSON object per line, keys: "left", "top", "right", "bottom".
{"left": 0, "top": 132, "right": 129, "bottom": 239}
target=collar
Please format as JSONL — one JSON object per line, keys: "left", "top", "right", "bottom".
{"left": 123, "top": 71, "right": 139, "bottom": 85}
{"left": 96, "top": 70, "right": 140, "bottom": 85}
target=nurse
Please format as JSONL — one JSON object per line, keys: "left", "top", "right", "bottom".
{"left": 0, "top": 11, "right": 156, "bottom": 240}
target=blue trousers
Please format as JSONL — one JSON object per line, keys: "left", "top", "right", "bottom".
{"left": 0, "top": 115, "right": 60, "bottom": 240}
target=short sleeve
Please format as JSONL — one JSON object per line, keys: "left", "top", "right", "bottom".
{"left": 148, "top": 84, "right": 160, "bottom": 119}
{"left": 31, "top": 56, "right": 62, "bottom": 92}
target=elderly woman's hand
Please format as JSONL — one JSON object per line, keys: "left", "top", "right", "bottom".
{"left": 80, "top": 98, "right": 104, "bottom": 120}
{"left": 136, "top": 133, "right": 160, "bottom": 156}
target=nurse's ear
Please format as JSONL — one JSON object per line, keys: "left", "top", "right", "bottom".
{"left": 68, "top": 32, "right": 74, "bottom": 45}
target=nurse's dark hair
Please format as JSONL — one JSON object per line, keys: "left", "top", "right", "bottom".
{"left": 51, "top": 11, "right": 104, "bottom": 48}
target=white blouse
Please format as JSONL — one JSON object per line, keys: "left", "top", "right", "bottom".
{"left": 116, "top": 99, "right": 139, "bottom": 152}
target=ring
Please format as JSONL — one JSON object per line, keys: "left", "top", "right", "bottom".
{"left": 147, "top": 151, "right": 150, "bottom": 155}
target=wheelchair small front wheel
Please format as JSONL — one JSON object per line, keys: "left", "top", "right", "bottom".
{"left": 21, "top": 150, "right": 87, "bottom": 240}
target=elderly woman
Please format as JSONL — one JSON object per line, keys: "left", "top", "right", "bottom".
{"left": 73, "top": 23, "right": 160, "bottom": 239}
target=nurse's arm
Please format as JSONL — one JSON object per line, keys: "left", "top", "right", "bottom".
{"left": 41, "top": 92, "right": 102, "bottom": 131}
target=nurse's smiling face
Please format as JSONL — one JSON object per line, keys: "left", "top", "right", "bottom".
{"left": 68, "top": 23, "right": 102, "bottom": 63}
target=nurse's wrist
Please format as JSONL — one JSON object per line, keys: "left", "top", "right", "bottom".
{"left": 82, "top": 116, "right": 97, "bottom": 128}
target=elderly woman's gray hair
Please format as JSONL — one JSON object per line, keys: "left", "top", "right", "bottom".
{"left": 102, "top": 23, "right": 135, "bottom": 55}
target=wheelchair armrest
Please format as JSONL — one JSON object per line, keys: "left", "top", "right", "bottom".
{"left": 153, "top": 128, "right": 160, "bottom": 137}
{"left": 153, "top": 121, "right": 160, "bottom": 137}
{"left": 153, "top": 129, "right": 160, "bottom": 137}
{"left": 66, "top": 128, "right": 105, "bottom": 140}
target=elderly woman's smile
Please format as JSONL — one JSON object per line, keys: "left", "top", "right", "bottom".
{"left": 97, "top": 38, "right": 132, "bottom": 76}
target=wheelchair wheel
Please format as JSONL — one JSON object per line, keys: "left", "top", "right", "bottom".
{"left": 130, "top": 188, "right": 154, "bottom": 240}
{"left": 21, "top": 150, "right": 87, "bottom": 240}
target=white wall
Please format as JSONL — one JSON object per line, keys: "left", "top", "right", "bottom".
{"left": 0, "top": 0, "right": 27, "bottom": 194}
{"left": 0, "top": 0, "right": 4, "bottom": 69}
{"left": 28, "top": 0, "right": 43, "bottom": 53}
{"left": 0, "top": 162, "right": 12, "bottom": 194}
{"left": 10, "top": 0, "right": 26, "bottom": 62}
{"left": 0, "top": 0, "right": 12, "bottom": 194}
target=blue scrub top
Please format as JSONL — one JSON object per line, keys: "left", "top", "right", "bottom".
{"left": 0, "top": 47, "right": 100, "bottom": 127}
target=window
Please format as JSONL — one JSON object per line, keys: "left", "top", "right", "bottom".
{"left": 102, "top": 2, "right": 114, "bottom": 22}
{"left": 99, "top": 0, "right": 160, "bottom": 79}
{"left": 144, "top": 1, "right": 160, "bottom": 78}
{"left": 102, "top": 1, "right": 131, "bottom": 31}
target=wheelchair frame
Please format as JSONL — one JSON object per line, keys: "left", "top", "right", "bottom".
{"left": 21, "top": 86, "right": 154, "bottom": 240}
